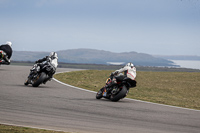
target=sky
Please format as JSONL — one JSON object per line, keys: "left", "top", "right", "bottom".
{"left": 0, "top": 0, "right": 200, "bottom": 55}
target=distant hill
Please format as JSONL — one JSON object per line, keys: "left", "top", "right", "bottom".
{"left": 154, "top": 55, "right": 200, "bottom": 61}
{"left": 12, "top": 49, "right": 175, "bottom": 67}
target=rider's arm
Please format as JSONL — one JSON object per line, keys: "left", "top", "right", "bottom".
{"left": 112, "top": 66, "right": 126, "bottom": 75}
{"left": 36, "top": 56, "right": 48, "bottom": 63}
{"left": 116, "top": 66, "right": 128, "bottom": 73}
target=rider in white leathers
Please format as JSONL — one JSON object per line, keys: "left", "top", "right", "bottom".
{"left": 114, "top": 62, "right": 136, "bottom": 80}
{"left": 25, "top": 52, "right": 58, "bottom": 85}
{"left": 100, "top": 62, "right": 137, "bottom": 94}
{"left": 35, "top": 52, "right": 58, "bottom": 80}
{"left": 36, "top": 52, "right": 58, "bottom": 69}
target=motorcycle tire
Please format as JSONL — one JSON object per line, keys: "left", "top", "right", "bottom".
{"left": 96, "top": 90, "right": 103, "bottom": 99}
{"left": 110, "top": 86, "right": 127, "bottom": 102}
{"left": 32, "top": 72, "right": 47, "bottom": 87}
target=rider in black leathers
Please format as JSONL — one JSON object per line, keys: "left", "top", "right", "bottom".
{"left": 0, "top": 41, "right": 12, "bottom": 65}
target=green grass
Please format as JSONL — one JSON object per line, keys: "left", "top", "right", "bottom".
{"left": 0, "top": 124, "right": 68, "bottom": 133}
{"left": 54, "top": 70, "right": 200, "bottom": 110}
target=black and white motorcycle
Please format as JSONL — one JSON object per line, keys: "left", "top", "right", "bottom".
{"left": 24, "top": 60, "right": 56, "bottom": 87}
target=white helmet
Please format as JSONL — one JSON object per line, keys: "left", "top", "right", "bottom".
{"left": 126, "top": 62, "right": 134, "bottom": 68}
{"left": 49, "top": 52, "right": 58, "bottom": 59}
{"left": 6, "top": 41, "right": 12, "bottom": 47}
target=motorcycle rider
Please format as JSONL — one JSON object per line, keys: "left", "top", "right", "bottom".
{"left": 25, "top": 52, "right": 58, "bottom": 85}
{"left": 99, "top": 62, "right": 137, "bottom": 94}
{"left": 0, "top": 41, "right": 12, "bottom": 65}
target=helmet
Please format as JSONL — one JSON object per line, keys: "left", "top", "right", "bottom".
{"left": 6, "top": 41, "right": 12, "bottom": 47}
{"left": 49, "top": 52, "right": 58, "bottom": 59}
{"left": 126, "top": 62, "right": 134, "bottom": 68}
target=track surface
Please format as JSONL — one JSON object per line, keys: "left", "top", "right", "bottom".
{"left": 0, "top": 65, "right": 200, "bottom": 133}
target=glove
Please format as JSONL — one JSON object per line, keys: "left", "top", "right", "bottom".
{"left": 111, "top": 72, "right": 114, "bottom": 76}
{"left": 114, "top": 70, "right": 119, "bottom": 75}
{"left": 111, "top": 71, "right": 119, "bottom": 76}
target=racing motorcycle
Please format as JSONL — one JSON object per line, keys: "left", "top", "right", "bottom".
{"left": 0, "top": 50, "right": 10, "bottom": 65}
{"left": 96, "top": 73, "right": 137, "bottom": 102}
{"left": 24, "top": 60, "right": 56, "bottom": 87}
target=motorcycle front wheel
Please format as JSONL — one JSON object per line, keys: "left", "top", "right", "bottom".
{"left": 96, "top": 90, "right": 103, "bottom": 99}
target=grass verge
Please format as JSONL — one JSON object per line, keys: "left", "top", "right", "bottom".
{"left": 54, "top": 70, "right": 200, "bottom": 110}
{"left": 0, "top": 124, "right": 68, "bottom": 133}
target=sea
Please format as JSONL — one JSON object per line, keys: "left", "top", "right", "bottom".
{"left": 171, "top": 60, "right": 200, "bottom": 70}
{"left": 106, "top": 60, "right": 200, "bottom": 70}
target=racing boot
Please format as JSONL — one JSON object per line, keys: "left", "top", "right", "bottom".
{"left": 99, "top": 87, "right": 106, "bottom": 95}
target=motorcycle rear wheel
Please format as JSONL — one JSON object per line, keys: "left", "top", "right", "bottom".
{"left": 32, "top": 72, "right": 47, "bottom": 87}
{"left": 110, "top": 86, "right": 127, "bottom": 102}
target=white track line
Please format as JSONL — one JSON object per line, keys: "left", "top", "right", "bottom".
{"left": 54, "top": 71, "right": 200, "bottom": 112}
{"left": 53, "top": 78, "right": 96, "bottom": 93}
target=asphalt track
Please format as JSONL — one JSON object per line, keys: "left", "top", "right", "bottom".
{"left": 0, "top": 65, "right": 200, "bottom": 133}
